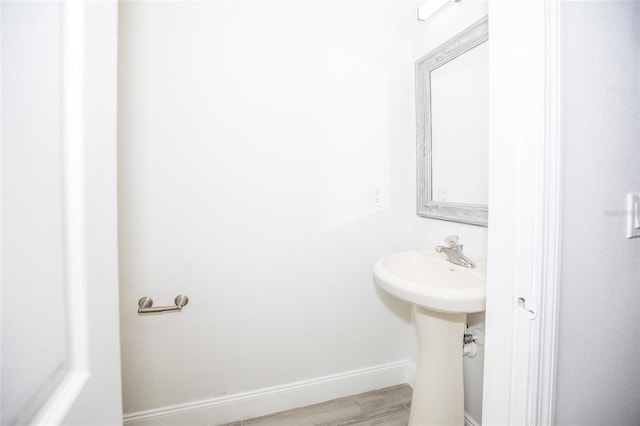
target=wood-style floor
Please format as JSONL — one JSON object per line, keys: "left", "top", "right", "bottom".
{"left": 217, "top": 384, "right": 412, "bottom": 426}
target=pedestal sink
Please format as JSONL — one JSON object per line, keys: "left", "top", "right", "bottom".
{"left": 373, "top": 250, "right": 486, "bottom": 426}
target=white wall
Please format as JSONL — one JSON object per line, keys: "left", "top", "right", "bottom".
{"left": 412, "top": 2, "right": 488, "bottom": 423}
{"left": 118, "top": 1, "right": 417, "bottom": 418}
{"left": 555, "top": 2, "right": 640, "bottom": 424}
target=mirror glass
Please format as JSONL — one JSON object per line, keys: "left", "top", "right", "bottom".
{"left": 416, "top": 17, "right": 488, "bottom": 226}
{"left": 431, "top": 41, "right": 488, "bottom": 205}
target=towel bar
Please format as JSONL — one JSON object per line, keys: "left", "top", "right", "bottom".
{"left": 138, "top": 295, "right": 189, "bottom": 314}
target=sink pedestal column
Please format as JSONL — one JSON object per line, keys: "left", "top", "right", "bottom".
{"left": 409, "top": 306, "right": 466, "bottom": 426}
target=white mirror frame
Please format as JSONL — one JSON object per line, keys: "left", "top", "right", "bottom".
{"left": 416, "top": 16, "right": 488, "bottom": 226}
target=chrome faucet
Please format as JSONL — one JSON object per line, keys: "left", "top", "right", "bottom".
{"left": 435, "top": 235, "right": 476, "bottom": 268}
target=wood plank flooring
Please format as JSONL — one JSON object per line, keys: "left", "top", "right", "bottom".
{"left": 217, "top": 384, "right": 412, "bottom": 426}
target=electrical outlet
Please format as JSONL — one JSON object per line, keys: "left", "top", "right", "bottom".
{"left": 371, "top": 188, "right": 384, "bottom": 207}
{"left": 438, "top": 187, "right": 447, "bottom": 202}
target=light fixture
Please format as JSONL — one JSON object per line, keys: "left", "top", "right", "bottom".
{"left": 417, "top": 0, "right": 462, "bottom": 21}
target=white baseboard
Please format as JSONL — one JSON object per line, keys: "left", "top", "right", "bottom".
{"left": 123, "top": 360, "right": 416, "bottom": 426}
{"left": 123, "top": 360, "right": 480, "bottom": 426}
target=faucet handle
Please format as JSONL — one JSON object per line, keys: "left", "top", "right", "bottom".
{"left": 444, "top": 235, "right": 460, "bottom": 247}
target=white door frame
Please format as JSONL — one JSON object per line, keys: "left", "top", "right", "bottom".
{"left": 483, "top": 0, "right": 562, "bottom": 424}
{"left": 1, "top": 1, "right": 122, "bottom": 423}
{"left": 29, "top": 1, "right": 91, "bottom": 423}
{"left": 24, "top": 1, "right": 90, "bottom": 425}
{"left": 1, "top": 1, "right": 90, "bottom": 423}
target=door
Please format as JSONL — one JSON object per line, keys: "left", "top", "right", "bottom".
{"left": 483, "top": 0, "right": 562, "bottom": 424}
{"left": 1, "top": 1, "right": 122, "bottom": 424}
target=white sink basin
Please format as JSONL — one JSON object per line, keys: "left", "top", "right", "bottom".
{"left": 374, "top": 249, "right": 487, "bottom": 425}
{"left": 374, "top": 250, "right": 486, "bottom": 314}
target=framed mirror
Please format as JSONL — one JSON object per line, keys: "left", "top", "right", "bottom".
{"left": 416, "top": 16, "right": 488, "bottom": 226}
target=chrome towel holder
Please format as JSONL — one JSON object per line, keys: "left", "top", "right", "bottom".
{"left": 138, "top": 294, "right": 189, "bottom": 314}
